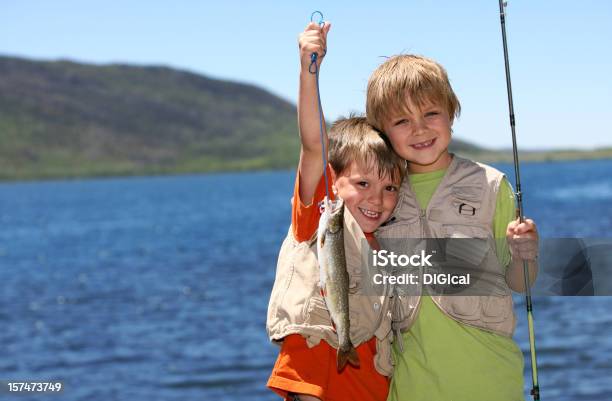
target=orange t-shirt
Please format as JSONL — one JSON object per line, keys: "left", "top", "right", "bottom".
{"left": 267, "top": 168, "right": 389, "bottom": 401}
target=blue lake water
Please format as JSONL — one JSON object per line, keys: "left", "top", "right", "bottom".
{"left": 1, "top": 159, "right": 612, "bottom": 401}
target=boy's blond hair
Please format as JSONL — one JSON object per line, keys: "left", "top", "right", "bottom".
{"left": 328, "top": 116, "right": 406, "bottom": 184}
{"left": 366, "top": 55, "right": 461, "bottom": 131}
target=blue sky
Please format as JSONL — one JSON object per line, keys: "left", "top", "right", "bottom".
{"left": 2, "top": 0, "right": 611, "bottom": 149}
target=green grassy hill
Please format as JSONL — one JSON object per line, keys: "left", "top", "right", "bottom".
{"left": 0, "top": 56, "right": 302, "bottom": 180}
{"left": 1, "top": 56, "right": 609, "bottom": 181}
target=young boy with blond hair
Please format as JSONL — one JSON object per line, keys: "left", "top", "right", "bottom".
{"left": 366, "top": 54, "right": 539, "bottom": 401}
{"left": 266, "top": 22, "right": 405, "bottom": 401}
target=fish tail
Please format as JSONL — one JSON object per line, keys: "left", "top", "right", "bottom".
{"left": 336, "top": 344, "right": 360, "bottom": 371}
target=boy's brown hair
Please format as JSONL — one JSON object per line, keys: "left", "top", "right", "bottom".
{"left": 328, "top": 116, "right": 406, "bottom": 184}
{"left": 366, "top": 55, "right": 461, "bottom": 131}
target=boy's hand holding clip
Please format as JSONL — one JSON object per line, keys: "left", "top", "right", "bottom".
{"left": 298, "top": 21, "right": 331, "bottom": 72}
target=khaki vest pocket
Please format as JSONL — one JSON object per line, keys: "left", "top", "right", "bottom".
{"left": 451, "top": 185, "right": 483, "bottom": 202}
{"left": 348, "top": 272, "right": 361, "bottom": 293}
{"left": 447, "top": 296, "right": 480, "bottom": 320}
{"left": 305, "top": 295, "right": 332, "bottom": 326}
{"left": 480, "top": 296, "right": 511, "bottom": 323}
{"left": 443, "top": 224, "right": 491, "bottom": 268}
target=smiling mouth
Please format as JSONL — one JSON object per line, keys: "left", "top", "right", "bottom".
{"left": 359, "top": 207, "right": 381, "bottom": 220}
{"left": 410, "top": 138, "right": 436, "bottom": 149}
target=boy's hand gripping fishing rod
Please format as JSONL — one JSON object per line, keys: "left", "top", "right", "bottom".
{"left": 498, "top": 1, "right": 541, "bottom": 399}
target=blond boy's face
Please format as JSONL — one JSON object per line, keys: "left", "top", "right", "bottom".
{"left": 383, "top": 98, "right": 453, "bottom": 173}
{"left": 331, "top": 161, "right": 400, "bottom": 234}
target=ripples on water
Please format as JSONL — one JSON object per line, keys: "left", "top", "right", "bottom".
{"left": 0, "top": 160, "right": 611, "bottom": 401}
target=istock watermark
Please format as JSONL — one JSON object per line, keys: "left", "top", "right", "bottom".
{"left": 356, "top": 238, "right": 612, "bottom": 296}
{"left": 372, "top": 249, "right": 434, "bottom": 267}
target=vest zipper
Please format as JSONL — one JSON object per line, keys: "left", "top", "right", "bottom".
{"left": 419, "top": 208, "right": 426, "bottom": 238}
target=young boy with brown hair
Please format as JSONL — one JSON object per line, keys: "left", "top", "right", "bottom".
{"left": 366, "top": 54, "right": 539, "bottom": 401}
{"left": 266, "top": 22, "right": 405, "bottom": 401}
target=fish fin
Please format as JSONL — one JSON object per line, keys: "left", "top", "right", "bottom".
{"left": 337, "top": 345, "right": 360, "bottom": 371}
{"left": 319, "top": 230, "right": 326, "bottom": 247}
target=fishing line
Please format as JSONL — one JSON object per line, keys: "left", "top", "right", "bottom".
{"left": 308, "top": 10, "right": 331, "bottom": 204}
{"left": 497, "top": 1, "right": 541, "bottom": 399}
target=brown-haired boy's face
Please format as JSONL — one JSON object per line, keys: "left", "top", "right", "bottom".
{"left": 331, "top": 161, "right": 400, "bottom": 234}
{"left": 383, "top": 98, "right": 453, "bottom": 173}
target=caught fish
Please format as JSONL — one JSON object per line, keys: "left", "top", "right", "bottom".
{"left": 317, "top": 197, "right": 360, "bottom": 371}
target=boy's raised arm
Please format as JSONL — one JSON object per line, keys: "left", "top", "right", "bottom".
{"left": 297, "top": 21, "right": 331, "bottom": 205}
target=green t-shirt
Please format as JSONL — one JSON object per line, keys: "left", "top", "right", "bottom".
{"left": 387, "top": 169, "right": 525, "bottom": 401}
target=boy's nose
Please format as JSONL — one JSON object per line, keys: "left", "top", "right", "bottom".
{"left": 369, "top": 191, "right": 383, "bottom": 206}
{"left": 413, "top": 118, "right": 427, "bottom": 135}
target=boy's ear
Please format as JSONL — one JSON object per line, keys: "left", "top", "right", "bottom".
{"left": 329, "top": 167, "right": 337, "bottom": 181}
{"left": 329, "top": 168, "right": 338, "bottom": 194}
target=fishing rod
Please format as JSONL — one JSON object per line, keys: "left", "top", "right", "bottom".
{"left": 497, "top": 1, "right": 541, "bottom": 399}
{"left": 309, "top": 10, "right": 331, "bottom": 204}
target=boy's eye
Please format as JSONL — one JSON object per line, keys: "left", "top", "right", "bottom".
{"left": 425, "top": 111, "right": 440, "bottom": 118}
{"left": 386, "top": 185, "right": 398, "bottom": 192}
{"left": 394, "top": 119, "right": 409, "bottom": 126}
{"left": 357, "top": 181, "right": 369, "bottom": 188}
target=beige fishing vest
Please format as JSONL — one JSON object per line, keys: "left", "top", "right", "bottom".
{"left": 375, "top": 155, "right": 517, "bottom": 339}
{"left": 266, "top": 206, "right": 395, "bottom": 376}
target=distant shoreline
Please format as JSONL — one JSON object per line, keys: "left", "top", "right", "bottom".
{"left": 467, "top": 148, "right": 612, "bottom": 164}
{"left": 2, "top": 150, "right": 611, "bottom": 183}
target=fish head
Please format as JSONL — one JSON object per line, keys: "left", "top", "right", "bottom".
{"left": 327, "top": 199, "right": 344, "bottom": 234}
